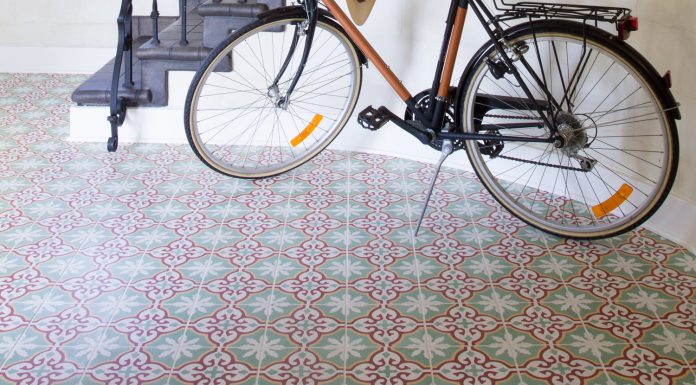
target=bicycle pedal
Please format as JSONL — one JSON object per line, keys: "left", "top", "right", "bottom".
{"left": 358, "top": 106, "right": 389, "bottom": 131}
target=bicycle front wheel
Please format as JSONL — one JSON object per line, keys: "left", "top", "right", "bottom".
{"left": 185, "top": 14, "right": 362, "bottom": 178}
{"left": 461, "top": 20, "right": 679, "bottom": 239}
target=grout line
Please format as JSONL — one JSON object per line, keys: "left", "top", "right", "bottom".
{"left": 252, "top": 168, "right": 297, "bottom": 384}
{"left": 161, "top": 176, "right": 244, "bottom": 384}
{"left": 453, "top": 168, "right": 527, "bottom": 384}
{"left": 74, "top": 147, "right": 194, "bottom": 382}
{"left": 401, "top": 159, "right": 438, "bottom": 382}
{"left": 1, "top": 144, "right": 156, "bottom": 372}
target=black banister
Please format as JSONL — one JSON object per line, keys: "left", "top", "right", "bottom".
{"left": 106, "top": 0, "right": 197, "bottom": 151}
{"left": 107, "top": 0, "right": 134, "bottom": 152}
{"left": 151, "top": 0, "right": 160, "bottom": 44}
{"left": 180, "top": 0, "right": 188, "bottom": 45}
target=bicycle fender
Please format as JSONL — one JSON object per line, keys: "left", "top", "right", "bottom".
{"left": 556, "top": 20, "right": 682, "bottom": 121}
{"left": 258, "top": 6, "right": 368, "bottom": 66}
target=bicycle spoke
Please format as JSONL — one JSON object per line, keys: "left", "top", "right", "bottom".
{"left": 465, "top": 27, "right": 674, "bottom": 237}
{"left": 187, "top": 17, "right": 358, "bottom": 177}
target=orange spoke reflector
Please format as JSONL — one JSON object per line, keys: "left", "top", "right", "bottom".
{"left": 592, "top": 183, "right": 634, "bottom": 219}
{"left": 291, "top": 114, "right": 323, "bottom": 148}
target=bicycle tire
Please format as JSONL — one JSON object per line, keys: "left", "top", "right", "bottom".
{"left": 185, "top": 13, "right": 363, "bottom": 179}
{"left": 459, "top": 20, "right": 679, "bottom": 239}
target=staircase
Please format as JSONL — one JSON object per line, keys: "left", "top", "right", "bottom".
{"left": 70, "top": 0, "right": 284, "bottom": 149}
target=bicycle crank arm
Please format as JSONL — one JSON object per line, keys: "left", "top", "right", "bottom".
{"left": 359, "top": 105, "right": 434, "bottom": 144}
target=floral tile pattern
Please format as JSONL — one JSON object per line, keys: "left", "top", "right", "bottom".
{"left": 0, "top": 73, "right": 695, "bottom": 385}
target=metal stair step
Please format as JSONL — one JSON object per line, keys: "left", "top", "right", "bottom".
{"left": 72, "top": 89, "right": 153, "bottom": 106}
{"left": 136, "top": 8, "right": 208, "bottom": 62}
{"left": 72, "top": 36, "right": 153, "bottom": 106}
{"left": 198, "top": 0, "right": 285, "bottom": 48}
{"left": 70, "top": 0, "right": 282, "bottom": 110}
{"left": 197, "top": 1, "right": 269, "bottom": 17}
{"left": 137, "top": 44, "right": 212, "bottom": 62}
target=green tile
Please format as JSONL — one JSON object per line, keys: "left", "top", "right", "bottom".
{"left": 237, "top": 290, "right": 302, "bottom": 323}
{"left": 13, "top": 290, "right": 75, "bottom": 319}
{"left": 142, "top": 329, "right": 211, "bottom": 367}
{"left": 316, "top": 289, "right": 379, "bottom": 322}
{"left": 225, "top": 329, "right": 296, "bottom": 368}
{"left": 665, "top": 252, "right": 696, "bottom": 275}
{"left": 161, "top": 289, "right": 225, "bottom": 322}
{"left": 638, "top": 324, "right": 696, "bottom": 363}
{"left": 528, "top": 252, "right": 585, "bottom": 280}
{"left": 597, "top": 253, "right": 655, "bottom": 280}
{"left": 468, "top": 286, "right": 530, "bottom": 321}
{"left": 459, "top": 252, "right": 517, "bottom": 282}
{"left": 393, "top": 328, "right": 463, "bottom": 368}
{"left": 0, "top": 331, "right": 51, "bottom": 368}
{"left": 615, "top": 285, "right": 681, "bottom": 318}
{"left": 310, "top": 329, "right": 379, "bottom": 368}
{"left": 477, "top": 327, "right": 545, "bottom": 366}
{"left": 557, "top": 325, "right": 629, "bottom": 364}
{"left": 590, "top": 373, "right": 643, "bottom": 385}
{"left": 315, "top": 256, "right": 376, "bottom": 284}
{"left": 390, "top": 256, "right": 449, "bottom": 282}
{"left": 540, "top": 286, "right": 605, "bottom": 319}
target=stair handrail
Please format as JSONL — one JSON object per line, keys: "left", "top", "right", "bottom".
{"left": 180, "top": 0, "right": 189, "bottom": 45}
{"left": 107, "top": 0, "right": 134, "bottom": 152}
{"left": 151, "top": 0, "right": 160, "bottom": 44}
{"left": 108, "top": 0, "right": 195, "bottom": 151}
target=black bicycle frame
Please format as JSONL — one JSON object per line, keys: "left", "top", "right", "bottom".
{"left": 269, "top": 0, "right": 319, "bottom": 105}
{"left": 468, "top": 0, "right": 557, "bottom": 131}
{"left": 401, "top": 0, "right": 558, "bottom": 145}
{"left": 281, "top": 0, "right": 560, "bottom": 145}
{"left": 440, "top": 0, "right": 559, "bottom": 141}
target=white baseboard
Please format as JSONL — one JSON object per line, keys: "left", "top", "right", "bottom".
{"left": 644, "top": 194, "right": 696, "bottom": 254}
{"left": 69, "top": 106, "right": 190, "bottom": 145}
{"left": 69, "top": 104, "right": 696, "bottom": 255}
{"left": 0, "top": 46, "right": 114, "bottom": 74}
{"left": 68, "top": 67, "right": 696, "bottom": 254}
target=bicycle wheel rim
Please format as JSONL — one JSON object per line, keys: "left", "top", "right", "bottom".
{"left": 187, "top": 17, "right": 361, "bottom": 178}
{"left": 463, "top": 30, "right": 676, "bottom": 239}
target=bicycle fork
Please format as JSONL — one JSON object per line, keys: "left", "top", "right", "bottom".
{"left": 267, "top": 1, "right": 319, "bottom": 109}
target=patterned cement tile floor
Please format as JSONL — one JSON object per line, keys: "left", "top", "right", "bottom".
{"left": 0, "top": 73, "right": 694, "bottom": 385}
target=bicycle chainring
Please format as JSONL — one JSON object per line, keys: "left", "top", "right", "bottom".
{"left": 404, "top": 89, "right": 465, "bottom": 151}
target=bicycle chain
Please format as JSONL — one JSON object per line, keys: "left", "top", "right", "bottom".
{"left": 482, "top": 114, "right": 584, "bottom": 171}
{"left": 492, "top": 154, "right": 585, "bottom": 172}
{"left": 484, "top": 114, "right": 544, "bottom": 121}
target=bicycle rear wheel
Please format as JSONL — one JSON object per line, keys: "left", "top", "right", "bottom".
{"left": 185, "top": 14, "right": 362, "bottom": 178}
{"left": 461, "top": 20, "right": 679, "bottom": 239}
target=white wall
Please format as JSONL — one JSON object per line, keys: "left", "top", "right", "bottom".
{"left": 0, "top": 0, "right": 180, "bottom": 48}
{"left": 0, "top": 0, "right": 694, "bottom": 207}
{"left": 345, "top": 0, "right": 696, "bottom": 212}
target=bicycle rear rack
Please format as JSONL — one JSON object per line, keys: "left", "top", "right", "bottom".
{"left": 491, "top": 0, "right": 631, "bottom": 25}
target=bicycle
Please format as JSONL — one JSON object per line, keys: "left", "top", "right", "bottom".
{"left": 184, "top": 0, "right": 681, "bottom": 239}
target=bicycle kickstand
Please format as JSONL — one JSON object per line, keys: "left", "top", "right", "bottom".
{"left": 415, "top": 134, "right": 453, "bottom": 237}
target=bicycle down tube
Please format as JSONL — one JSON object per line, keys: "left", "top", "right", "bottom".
{"left": 321, "top": 0, "right": 412, "bottom": 102}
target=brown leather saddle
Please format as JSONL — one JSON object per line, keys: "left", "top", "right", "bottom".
{"left": 346, "top": 0, "right": 377, "bottom": 25}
